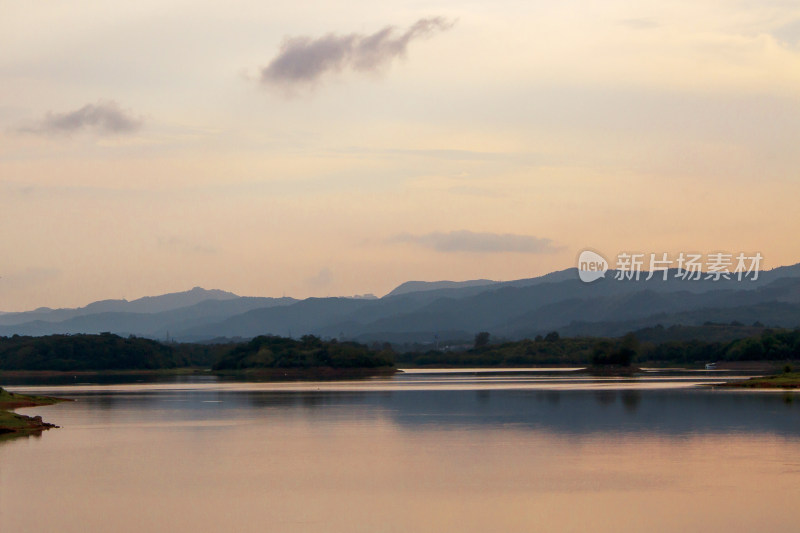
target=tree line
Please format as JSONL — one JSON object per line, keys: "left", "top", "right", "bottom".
{"left": 395, "top": 328, "right": 800, "bottom": 367}
{"left": 212, "top": 335, "right": 394, "bottom": 370}
{"left": 1, "top": 328, "right": 799, "bottom": 371}
{"left": 0, "top": 333, "right": 394, "bottom": 371}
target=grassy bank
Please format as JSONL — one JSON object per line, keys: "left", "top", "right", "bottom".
{"left": 719, "top": 371, "right": 800, "bottom": 389}
{"left": 0, "top": 387, "right": 66, "bottom": 438}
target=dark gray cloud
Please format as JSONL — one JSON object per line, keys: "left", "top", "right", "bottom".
{"left": 261, "top": 17, "right": 455, "bottom": 87}
{"left": 24, "top": 101, "right": 142, "bottom": 135}
{"left": 391, "top": 230, "right": 561, "bottom": 254}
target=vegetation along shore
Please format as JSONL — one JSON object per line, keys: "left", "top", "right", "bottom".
{"left": 0, "top": 387, "right": 67, "bottom": 438}
{"left": 718, "top": 368, "right": 800, "bottom": 389}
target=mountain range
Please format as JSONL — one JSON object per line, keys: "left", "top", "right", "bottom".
{"left": 2, "top": 264, "right": 800, "bottom": 343}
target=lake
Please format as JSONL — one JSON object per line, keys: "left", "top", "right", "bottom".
{"left": 2, "top": 369, "right": 799, "bottom": 532}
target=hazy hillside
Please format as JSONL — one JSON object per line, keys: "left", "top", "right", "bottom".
{"left": 0, "top": 287, "right": 240, "bottom": 327}
{"left": 0, "top": 296, "right": 296, "bottom": 338}
{"left": 385, "top": 279, "right": 497, "bottom": 297}
{"left": 1, "top": 264, "right": 799, "bottom": 343}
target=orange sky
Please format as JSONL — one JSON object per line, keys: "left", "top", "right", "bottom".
{"left": 1, "top": 0, "right": 799, "bottom": 311}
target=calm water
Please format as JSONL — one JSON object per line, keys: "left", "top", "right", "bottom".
{"left": 2, "top": 370, "right": 799, "bottom": 532}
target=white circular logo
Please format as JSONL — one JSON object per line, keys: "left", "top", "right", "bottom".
{"left": 577, "top": 250, "right": 608, "bottom": 283}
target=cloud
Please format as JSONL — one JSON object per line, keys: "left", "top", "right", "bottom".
{"left": 391, "top": 230, "right": 562, "bottom": 254}
{"left": 306, "top": 267, "right": 333, "bottom": 289}
{"left": 772, "top": 19, "right": 800, "bottom": 48}
{"left": 0, "top": 267, "right": 62, "bottom": 289}
{"left": 157, "top": 237, "right": 217, "bottom": 255}
{"left": 619, "top": 18, "right": 660, "bottom": 30}
{"left": 260, "top": 17, "right": 455, "bottom": 89}
{"left": 23, "top": 101, "right": 142, "bottom": 135}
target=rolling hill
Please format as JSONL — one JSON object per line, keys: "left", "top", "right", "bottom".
{"left": 2, "top": 264, "right": 799, "bottom": 343}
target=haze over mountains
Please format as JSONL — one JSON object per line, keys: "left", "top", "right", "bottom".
{"left": 2, "top": 265, "right": 800, "bottom": 343}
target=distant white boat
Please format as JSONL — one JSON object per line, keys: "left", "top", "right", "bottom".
{"left": 705, "top": 363, "right": 717, "bottom": 370}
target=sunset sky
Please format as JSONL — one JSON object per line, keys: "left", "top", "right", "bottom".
{"left": 2, "top": 0, "right": 800, "bottom": 311}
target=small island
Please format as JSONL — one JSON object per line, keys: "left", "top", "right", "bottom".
{"left": 0, "top": 387, "right": 66, "bottom": 438}
{"left": 582, "top": 334, "right": 643, "bottom": 375}
{"left": 212, "top": 335, "right": 397, "bottom": 379}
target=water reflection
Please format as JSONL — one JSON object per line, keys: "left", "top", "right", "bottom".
{"left": 9, "top": 379, "right": 799, "bottom": 439}
{"left": 621, "top": 390, "right": 642, "bottom": 412}
{"left": 1, "top": 372, "right": 799, "bottom": 533}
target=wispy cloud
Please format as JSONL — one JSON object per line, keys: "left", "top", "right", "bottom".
{"left": 22, "top": 101, "right": 142, "bottom": 135}
{"left": 260, "top": 17, "right": 455, "bottom": 89}
{"left": 306, "top": 267, "right": 333, "bottom": 289}
{"left": 337, "top": 146, "right": 546, "bottom": 164}
{"left": 157, "top": 237, "right": 217, "bottom": 255}
{"left": 0, "top": 267, "right": 62, "bottom": 289}
{"left": 772, "top": 19, "right": 800, "bottom": 48}
{"left": 390, "top": 230, "right": 562, "bottom": 254}
{"left": 619, "top": 18, "right": 660, "bottom": 30}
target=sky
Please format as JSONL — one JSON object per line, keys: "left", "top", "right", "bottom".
{"left": 1, "top": 0, "right": 800, "bottom": 311}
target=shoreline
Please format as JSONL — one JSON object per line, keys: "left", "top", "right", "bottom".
{"left": 0, "top": 388, "right": 69, "bottom": 438}
{"left": 0, "top": 368, "right": 208, "bottom": 378}
{"left": 1, "top": 366, "right": 399, "bottom": 381}
{"left": 717, "top": 372, "right": 800, "bottom": 389}
{"left": 213, "top": 366, "right": 399, "bottom": 381}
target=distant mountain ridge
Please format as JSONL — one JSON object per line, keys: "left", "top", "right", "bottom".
{"left": 386, "top": 279, "right": 497, "bottom": 297}
{"left": 0, "top": 287, "right": 241, "bottom": 327}
{"left": 2, "top": 264, "right": 800, "bottom": 343}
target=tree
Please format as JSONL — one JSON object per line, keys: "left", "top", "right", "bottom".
{"left": 591, "top": 340, "right": 614, "bottom": 366}
{"left": 544, "top": 331, "right": 560, "bottom": 342}
{"left": 474, "top": 331, "right": 490, "bottom": 349}
{"left": 590, "top": 334, "right": 638, "bottom": 366}
{"left": 616, "top": 333, "right": 639, "bottom": 366}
